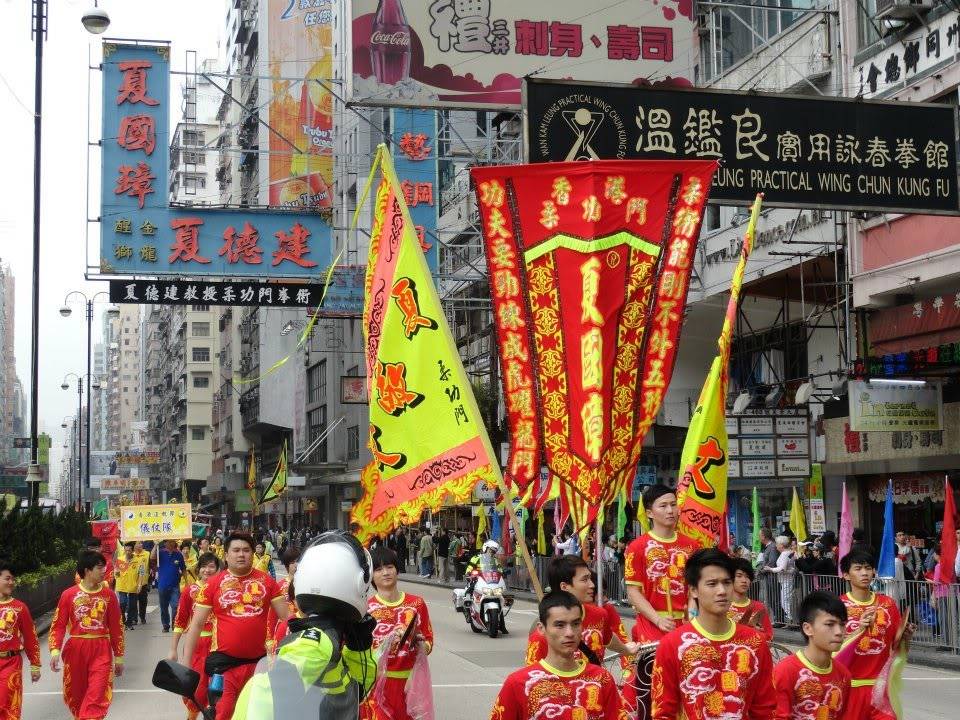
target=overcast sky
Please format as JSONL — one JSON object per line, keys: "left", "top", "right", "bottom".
{"left": 0, "top": 0, "right": 223, "bottom": 492}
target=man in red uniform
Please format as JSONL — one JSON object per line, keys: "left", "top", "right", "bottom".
{"left": 525, "top": 555, "right": 637, "bottom": 665}
{"left": 652, "top": 548, "right": 775, "bottom": 720}
{"left": 728, "top": 558, "right": 774, "bottom": 641}
{"left": 169, "top": 552, "right": 220, "bottom": 720}
{"left": 625, "top": 484, "right": 700, "bottom": 644}
{"left": 836, "top": 549, "right": 913, "bottom": 720}
{"left": 74, "top": 537, "right": 115, "bottom": 588}
{"left": 49, "top": 550, "right": 124, "bottom": 720}
{"left": 0, "top": 561, "right": 41, "bottom": 720}
{"left": 491, "top": 590, "right": 623, "bottom": 720}
{"left": 360, "top": 547, "right": 434, "bottom": 720}
{"left": 773, "top": 590, "right": 850, "bottom": 720}
{"left": 180, "top": 532, "right": 289, "bottom": 720}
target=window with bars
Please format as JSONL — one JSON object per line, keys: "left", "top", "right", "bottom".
{"left": 308, "top": 360, "right": 327, "bottom": 404}
{"left": 192, "top": 347, "right": 210, "bottom": 362}
{"left": 347, "top": 425, "right": 360, "bottom": 460}
{"left": 307, "top": 405, "right": 327, "bottom": 463}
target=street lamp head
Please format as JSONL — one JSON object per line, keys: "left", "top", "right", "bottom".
{"left": 61, "top": 422, "right": 67, "bottom": 428}
{"left": 81, "top": 5, "right": 110, "bottom": 34}
{"left": 59, "top": 306, "right": 72, "bottom": 317}
{"left": 61, "top": 382, "right": 69, "bottom": 390}
{"left": 106, "top": 306, "right": 120, "bottom": 318}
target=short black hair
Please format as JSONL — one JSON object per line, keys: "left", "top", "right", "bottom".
{"left": 0, "top": 560, "right": 13, "bottom": 577}
{"left": 731, "top": 557, "right": 755, "bottom": 582}
{"left": 180, "top": 540, "right": 192, "bottom": 550}
{"left": 798, "top": 590, "right": 847, "bottom": 638}
{"left": 197, "top": 552, "right": 220, "bottom": 571}
{"left": 546, "top": 554, "right": 590, "bottom": 590}
{"left": 281, "top": 546, "right": 301, "bottom": 571}
{"left": 538, "top": 590, "right": 583, "bottom": 625}
{"left": 371, "top": 547, "right": 399, "bottom": 571}
{"left": 225, "top": 532, "right": 255, "bottom": 552}
{"left": 840, "top": 547, "right": 875, "bottom": 573}
{"left": 124, "top": 541, "right": 135, "bottom": 550}
{"left": 77, "top": 550, "right": 106, "bottom": 579}
{"left": 85, "top": 537, "right": 102, "bottom": 549}
{"left": 642, "top": 484, "right": 676, "bottom": 511}
{"left": 685, "top": 548, "right": 734, "bottom": 588}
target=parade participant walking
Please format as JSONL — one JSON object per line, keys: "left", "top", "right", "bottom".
{"left": 728, "top": 557, "right": 773, "bottom": 640}
{"left": 49, "top": 550, "right": 124, "bottom": 720}
{"left": 652, "top": 548, "right": 775, "bottom": 720}
{"left": 133, "top": 540, "right": 151, "bottom": 626}
{"left": 180, "top": 531, "right": 289, "bottom": 720}
{"left": 114, "top": 542, "right": 143, "bottom": 630}
{"left": 625, "top": 484, "right": 700, "bottom": 643}
{"left": 169, "top": 552, "right": 221, "bottom": 720}
{"left": 773, "top": 591, "right": 851, "bottom": 720}
{"left": 180, "top": 540, "right": 199, "bottom": 591}
{"left": 0, "top": 561, "right": 41, "bottom": 720}
{"left": 252, "top": 543, "right": 273, "bottom": 575}
{"left": 153, "top": 539, "right": 186, "bottom": 633}
{"left": 266, "top": 546, "right": 301, "bottom": 640}
{"left": 360, "top": 547, "right": 434, "bottom": 720}
{"left": 76, "top": 537, "right": 115, "bottom": 588}
{"left": 837, "top": 548, "right": 913, "bottom": 720}
{"left": 491, "top": 591, "right": 622, "bottom": 720}
{"left": 525, "top": 555, "right": 638, "bottom": 664}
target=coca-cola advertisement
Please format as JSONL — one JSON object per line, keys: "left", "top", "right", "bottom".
{"left": 266, "top": 0, "right": 334, "bottom": 210}
{"left": 351, "top": 0, "right": 696, "bottom": 108}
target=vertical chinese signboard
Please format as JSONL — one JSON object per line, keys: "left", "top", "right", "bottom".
{"left": 350, "top": 0, "right": 695, "bottom": 108}
{"left": 266, "top": 0, "right": 334, "bottom": 209}
{"left": 100, "top": 42, "right": 332, "bottom": 276}
{"left": 391, "top": 109, "right": 439, "bottom": 273}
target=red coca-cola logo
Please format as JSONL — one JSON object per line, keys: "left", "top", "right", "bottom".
{"left": 371, "top": 31, "right": 410, "bottom": 47}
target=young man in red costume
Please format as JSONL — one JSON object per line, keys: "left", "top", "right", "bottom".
{"left": 728, "top": 558, "right": 774, "bottom": 641}
{"left": 773, "top": 590, "right": 850, "bottom": 720}
{"left": 491, "top": 590, "right": 623, "bottom": 720}
{"left": 360, "top": 547, "right": 434, "bottom": 720}
{"left": 625, "top": 484, "right": 700, "bottom": 644}
{"left": 0, "top": 561, "right": 41, "bottom": 720}
{"left": 652, "top": 548, "right": 775, "bottom": 720}
{"left": 525, "top": 555, "right": 638, "bottom": 665}
{"left": 180, "top": 532, "right": 289, "bottom": 720}
{"left": 836, "top": 548, "right": 913, "bottom": 720}
{"left": 49, "top": 550, "right": 124, "bottom": 720}
{"left": 169, "top": 552, "right": 220, "bottom": 720}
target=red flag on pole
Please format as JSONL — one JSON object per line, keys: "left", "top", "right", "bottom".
{"left": 940, "top": 476, "right": 957, "bottom": 585}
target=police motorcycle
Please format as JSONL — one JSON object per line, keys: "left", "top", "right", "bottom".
{"left": 452, "top": 540, "right": 515, "bottom": 638}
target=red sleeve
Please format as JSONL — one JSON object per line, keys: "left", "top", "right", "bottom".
{"left": 756, "top": 601, "right": 774, "bottom": 641}
{"left": 266, "top": 573, "right": 283, "bottom": 602}
{"left": 173, "top": 586, "right": 194, "bottom": 634}
{"left": 490, "top": 672, "right": 522, "bottom": 720}
{"left": 651, "top": 633, "right": 679, "bottom": 720}
{"left": 605, "top": 604, "right": 628, "bottom": 643}
{"left": 624, "top": 538, "right": 645, "bottom": 590}
{"left": 601, "top": 669, "right": 624, "bottom": 720}
{"left": 273, "top": 619, "right": 289, "bottom": 646}
{"left": 525, "top": 630, "right": 547, "bottom": 665}
{"left": 771, "top": 656, "right": 796, "bottom": 720}
{"left": 106, "top": 591, "right": 124, "bottom": 659}
{"left": 48, "top": 587, "right": 72, "bottom": 654}
{"left": 884, "top": 596, "right": 902, "bottom": 650}
{"left": 417, "top": 597, "right": 434, "bottom": 649}
{"left": 18, "top": 602, "right": 41, "bottom": 668}
{"left": 748, "top": 636, "right": 776, "bottom": 720}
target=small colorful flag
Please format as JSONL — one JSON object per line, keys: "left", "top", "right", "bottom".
{"left": 838, "top": 481, "right": 853, "bottom": 575}
{"left": 789, "top": 487, "right": 807, "bottom": 543}
{"left": 876, "top": 480, "right": 895, "bottom": 578}
{"left": 257, "top": 441, "right": 287, "bottom": 505}
{"left": 940, "top": 476, "right": 957, "bottom": 585}
{"left": 751, "top": 486, "right": 761, "bottom": 556}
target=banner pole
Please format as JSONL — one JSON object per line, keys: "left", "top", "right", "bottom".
{"left": 495, "top": 477, "right": 544, "bottom": 600}
{"left": 595, "top": 513, "right": 604, "bottom": 606}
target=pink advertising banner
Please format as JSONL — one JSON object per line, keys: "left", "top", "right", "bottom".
{"left": 350, "top": 0, "right": 696, "bottom": 108}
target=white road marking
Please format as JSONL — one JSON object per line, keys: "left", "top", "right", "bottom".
{"left": 901, "top": 677, "right": 959, "bottom": 681}
{"left": 433, "top": 684, "right": 503, "bottom": 688}
{"left": 26, "top": 689, "right": 164, "bottom": 696}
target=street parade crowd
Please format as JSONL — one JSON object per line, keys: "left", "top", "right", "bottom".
{"left": 0, "top": 481, "right": 945, "bottom": 720}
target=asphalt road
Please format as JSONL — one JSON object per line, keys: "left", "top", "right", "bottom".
{"left": 21, "top": 581, "right": 960, "bottom": 719}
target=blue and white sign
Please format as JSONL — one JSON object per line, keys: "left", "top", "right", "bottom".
{"left": 390, "top": 108, "right": 439, "bottom": 274}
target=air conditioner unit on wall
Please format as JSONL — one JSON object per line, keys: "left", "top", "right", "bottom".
{"left": 875, "top": 0, "right": 935, "bottom": 21}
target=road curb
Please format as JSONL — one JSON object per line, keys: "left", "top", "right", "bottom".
{"left": 398, "top": 573, "right": 960, "bottom": 671}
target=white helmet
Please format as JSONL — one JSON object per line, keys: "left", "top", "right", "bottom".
{"left": 294, "top": 531, "right": 371, "bottom": 623}
{"left": 482, "top": 540, "right": 500, "bottom": 554}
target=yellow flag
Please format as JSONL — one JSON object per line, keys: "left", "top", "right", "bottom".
{"left": 258, "top": 441, "right": 287, "bottom": 505}
{"left": 537, "top": 511, "right": 547, "bottom": 555}
{"left": 790, "top": 487, "right": 808, "bottom": 543}
{"left": 677, "top": 194, "right": 763, "bottom": 547}
{"left": 246, "top": 447, "right": 257, "bottom": 509}
{"left": 476, "top": 506, "right": 487, "bottom": 549}
{"left": 350, "top": 145, "right": 502, "bottom": 544}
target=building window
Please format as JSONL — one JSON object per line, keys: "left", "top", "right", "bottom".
{"left": 192, "top": 322, "right": 211, "bottom": 337}
{"left": 183, "top": 130, "right": 204, "bottom": 146}
{"left": 856, "top": 0, "right": 881, "bottom": 50}
{"left": 193, "top": 375, "right": 210, "bottom": 389}
{"left": 347, "top": 425, "right": 360, "bottom": 460}
{"left": 192, "top": 305, "right": 210, "bottom": 312}
{"left": 308, "top": 360, "right": 326, "bottom": 404}
{"left": 192, "top": 347, "right": 210, "bottom": 362}
{"left": 307, "top": 405, "right": 327, "bottom": 463}
{"left": 347, "top": 365, "right": 359, "bottom": 377}
{"left": 124, "top": 339, "right": 130, "bottom": 345}
{"left": 191, "top": 428, "right": 205, "bottom": 441}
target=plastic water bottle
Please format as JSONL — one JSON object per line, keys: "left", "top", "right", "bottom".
{"left": 208, "top": 673, "right": 224, "bottom": 711}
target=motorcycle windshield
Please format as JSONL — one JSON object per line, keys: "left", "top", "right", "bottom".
{"left": 234, "top": 654, "right": 361, "bottom": 720}
{"left": 479, "top": 555, "right": 499, "bottom": 572}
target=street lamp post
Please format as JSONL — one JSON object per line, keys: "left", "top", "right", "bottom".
{"left": 60, "top": 416, "right": 74, "bottom": 507}
{"left": 26, "top": 2, "right": 110, "bottom": 505}
{"left": 61, "top": 372, "right": 106, "bottom": 512}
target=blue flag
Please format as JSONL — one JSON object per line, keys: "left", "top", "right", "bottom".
{"left": 491, "top": 510, "right": 502, "bottom": 546}
{"left": 877, "top": 479, "right": 896, "bottom": 578}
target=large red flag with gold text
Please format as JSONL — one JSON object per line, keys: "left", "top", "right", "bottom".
{"left": 471, "top": 160, "right": 716, "bottom": 529}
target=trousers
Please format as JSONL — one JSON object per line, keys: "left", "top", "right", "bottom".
{"left": 841, "top": 684, "right": 895, "bottom": 720}
{"left": 360, "top": 676, "right": 412, "bottom": 720}
{"left": 216, "top": 662, "right": 257, "bottom": 720}
{"left": 158, "top": 585, "right": 180, "bottom": 631}
{"left": 62, "top": 637, "right": 114, "bottom": 720}
{"left": 0, "top": 655, "right": 23, "bottom": 720}
{"left": 184, "top": 635, "right": 212, "bottom": 719}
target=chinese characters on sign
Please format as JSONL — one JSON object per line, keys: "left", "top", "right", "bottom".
{"left": 525, "top": 79, "right": 959, "bottom": 214}
{"left": 109, "top": 279, "right": 327, "bottom": 307}
{"left": 391, "top": 109, "right": 439, "bottom": 273}
{"left": 101, "top": 42, "right": 332, "bottom": 277}
{"left": 726, "top": 409, "right": 810, "bottom": 481}
{"left": 119, "top": 503, "right": 192, "bottom": 542}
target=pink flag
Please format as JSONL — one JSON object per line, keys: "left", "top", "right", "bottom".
{"left": 941, "top": 476, "right": 957, "bottom": 585}
{"left": 838, "top": 481, "right": 853, "bottom": 576}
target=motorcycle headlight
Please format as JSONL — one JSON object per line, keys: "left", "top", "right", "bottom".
{"left": 493, "top": 588, "right": 503, "bottom": 596}
{"left": 482, "top": 588, "right": 495, "bottom": 596}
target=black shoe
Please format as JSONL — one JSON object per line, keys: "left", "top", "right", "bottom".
{"left": 162, "top": 627, "right": 170, "bottom": 633}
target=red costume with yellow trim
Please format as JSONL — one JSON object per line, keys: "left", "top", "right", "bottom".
{"left": 49, "top": 583, "right": 124, "bottom": 720}
{"left": 773, "top": 651, "right": 850, "bottom": 720}
{"left": 837, "top": 592, "right": 900, "bottom": 720}
{"left": 624, "top": 531, "right": 699, "bottom": 643}
{"left": 174, "top": 581, "right": 214, "bottom": 719}
{"left": 525, "top": 602, "right": 611, "bottom": 665}
{"left": 651, "top": 619, "right": 775, "bottom": 720}
{"left": 490, "top": 658, "right": 624, "bottom": 720}
{"left": 0, "top": 597, "right": 41, "bottom": 720}
{"left": 360, "top": 592, "right": 433, "bottom": 720}
{"left": 728, "top": 598, "right": 774, "bottom": 641}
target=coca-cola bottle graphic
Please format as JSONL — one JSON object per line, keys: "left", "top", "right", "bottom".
{"left": 369, "top": 0, "right": 411, "bottom": 85}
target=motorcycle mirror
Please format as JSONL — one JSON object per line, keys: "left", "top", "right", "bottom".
{"left": 152, "top": 659, "right": 201, "bottom": 700}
